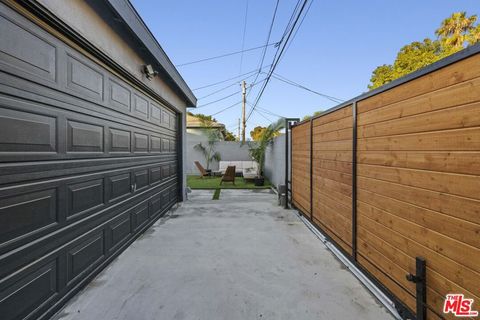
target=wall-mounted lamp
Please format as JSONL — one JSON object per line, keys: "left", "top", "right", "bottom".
{"left": 142, "top": 64, "right": 158, "bottom": 80}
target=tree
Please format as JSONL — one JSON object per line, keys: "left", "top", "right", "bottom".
{"left": 224, "top": 130, "right": 236, "bottom": 141}
{"left": 436, "top": 12, "right": 477, "bottom": 48}
{"left": 249, "top": 119, "right": 284, "bottom": 178}
{"left": 187, "top": 112, "right": 217, "bottom": 123}
{"left": 302, "top": 111, "right": 323, "bottom": 121}
{"left": 193, "top": 119, "right": 222, "bottom": 170}
{"left": 368, "top": 12, "right": 479, "bottom": 90}
{"left": 250, "top": 126, "right": 267, "bottom": 141}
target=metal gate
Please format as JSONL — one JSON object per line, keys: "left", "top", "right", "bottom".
{"left": 0, "top": 3, "right": 180, "bottom": 319}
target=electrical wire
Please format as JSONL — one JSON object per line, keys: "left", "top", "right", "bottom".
{"left": 246, "top": 0, "right": 312, "bottom": 123}
{"left": 209, "top": 101, "right": 243, "bottom": 116}
{"left": 175, "top": 42, "right": 278, "bottom": 67}
{"left": 197, "top": 82, "right": 239, "bottom": 100}
{"left": 239, "top": 0, "right": 249, "bottom": 74}
{"left": 191, "top": 65, "right": 271, "bottom": 91}
{"left": 271, "top": 73, "right": 345, "bottom": 103}
{"left": 246, "top": 101, "right": 285, "bottom": 118}
{"left": 196, "top": 90, "right": 240, "bottom": 108}
{"left": 253, "top": 108, "right": 274, "bottom": 122}
{"left": 249, "top": 0, "right": 280, "bottom": 89}
{"left": 246, "top": 0, "right": 306, "bottom": 117}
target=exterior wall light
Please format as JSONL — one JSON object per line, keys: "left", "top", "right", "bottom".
{"left": 143, "top": 64, "right": 158, "bottom": 79}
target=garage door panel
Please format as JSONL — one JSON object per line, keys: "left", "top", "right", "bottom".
{"left": 66, "top": 231, "right": 105, "bottom": 286}
{"left": 107, "top": 212, "right": 132, "bottom": 253}
{"left": 0, "top": 188, "right": 58, "bottom": 246}
{"left": 0, "top": 94, "right": 176, "bottom": 162}
{"left": 0, "top": 3, "right": 178, "bottom": 132}
{"left": 66, "top": 178, "right": 105, "bottom": 219}
{"left": 0, "top": 179, "right": 176, "bottom": 278}
{"left": 0, "top": 154, "right": 175, "bottom": 186}
{"left": 0, "top": 259, "right": 58, "bottom": 320}
{"left": 0, "top": 163, "right": 177, "bottom": 257}
{"left": 0, "top": 106, "right": 57, "bottom": 153}
{"left": 0, "top": 9, "right": 58, "bottom": 84}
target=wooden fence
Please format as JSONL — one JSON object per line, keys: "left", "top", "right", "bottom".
{"left": 291, "top": 45, "right": 480, "bottom": 320}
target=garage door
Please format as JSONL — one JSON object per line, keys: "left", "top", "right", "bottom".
{"left": 0, "top": 4, "right": 180, "bottom": 320}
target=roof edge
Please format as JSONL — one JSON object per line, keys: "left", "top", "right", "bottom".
{"left": 105, "top": 0, "right": 197, "bottom": 107}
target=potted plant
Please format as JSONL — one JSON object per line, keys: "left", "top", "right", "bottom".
{"left": 248, "top": 119, "right": 283, "bottom": 186}
{"left": 194, "top": 119, "right": 222, "bottom": 175}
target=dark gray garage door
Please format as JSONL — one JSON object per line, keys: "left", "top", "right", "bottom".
{"left": 0, "top": 4, "right": 180, "bottom": 320}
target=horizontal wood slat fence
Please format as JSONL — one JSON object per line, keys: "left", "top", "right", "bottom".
{"left": 291, "top": 45, "right": 480, "bottom": 320}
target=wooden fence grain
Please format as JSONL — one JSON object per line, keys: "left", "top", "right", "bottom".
{"left": 290, "top": 46, "right": 480, "bottom": 320}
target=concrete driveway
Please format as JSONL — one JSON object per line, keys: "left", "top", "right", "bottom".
{"left": 52, "top": 189, "right": 393, "bottom": 320}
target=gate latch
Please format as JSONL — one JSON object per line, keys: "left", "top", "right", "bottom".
{"left": 406, "top": 273, "right": 423, "bottom": 283}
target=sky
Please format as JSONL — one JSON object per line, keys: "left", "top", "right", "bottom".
{"left": 131, "top": 0, "right": 479, "bottom": 136}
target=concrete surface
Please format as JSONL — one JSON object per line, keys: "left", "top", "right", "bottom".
{"left": 52, "top": 189, "right": 393, "bottom": 320}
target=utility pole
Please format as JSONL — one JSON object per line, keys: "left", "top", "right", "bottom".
{"left": 241, "top": 80, "right": 247, "bottom": 143}
{"left": 237, "top": 118, "right": 241, "bottom": 141}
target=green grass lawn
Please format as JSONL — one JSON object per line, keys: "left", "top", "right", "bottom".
{"left": 187, "top": 175, "right": 271, "bottom": 189}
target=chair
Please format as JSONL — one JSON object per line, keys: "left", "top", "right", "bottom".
{"left": 194, "top": 161, "right": 209, "bottom": 179}
{"left": 220, "top": 166, "right": 236, "bottom": 185}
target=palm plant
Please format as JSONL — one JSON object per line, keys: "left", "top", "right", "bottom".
{"left": 194, "top": 119, "right": 222, "bottom": 170}
{"left": 249, "top": 118, "right": 284, "bottom": 179}
{"left": 436, "top": 12, "right": 478, "bottom": 48}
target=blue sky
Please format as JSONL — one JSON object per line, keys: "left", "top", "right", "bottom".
{"left": 131, "top": 0, "right": 479, "bottom": 134}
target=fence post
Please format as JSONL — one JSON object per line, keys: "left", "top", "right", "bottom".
{"left": 406, "top": 257, "right": 427, "bottom": 320}
{"left": 309, "top": 119, "right": 313, "bottom": 220}
{"left": 352, "top": 101, "right": 358, "bottom": 261}
{"left": 284, "top": 120, "right": 289, "bottom": 209}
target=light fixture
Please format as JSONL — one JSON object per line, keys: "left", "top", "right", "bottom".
{"left": 142, "top": 64, "right": 158, "bottom": 79}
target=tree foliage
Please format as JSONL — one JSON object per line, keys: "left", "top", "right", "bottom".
{"left": 250, "top": 125, "right": 281, "bottom": 141}
{"left": 369, "top": 12, "right": 480, "bottom": 90}
{"left": 187, "top": 112, "right": 217, "bottom": 123}
{"left": 248, "top": 119, "right": 284, "bottom": 177}
{"left": 193, "top": 118, "right": 222, "bottom": 170}
{"left": 302, "top": 111, "right": 323, "bottom": 121}
{"left": 224, "top": 130, "right": 236, "bottom": 141}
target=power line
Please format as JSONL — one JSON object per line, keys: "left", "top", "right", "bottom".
{"left": 250, "top": 0, "right": 280, "bottom": 90}
{"left": 175, "top": 42, "right": 278, "bottom": 67}
{"left": 210, "top": 101, "right": 243, "bottom": 116}
{"left": 239, "top": 0, "right": 249, "bottom": 74}
{"left": 197, "top": 82, "right": 239, "bottom": 100}
{"left": 279, "top": 0, "right": 313, "bottom": 64}
{"left": 246, "top": 0, "right": 306, "bottom": 118}
{"left": 191, "top": 65, "right": 271, "bottom": 91}
{"left": 246, "top": 101, "right": 285, "bottom": 118}
{"left": 271, "top": 73, "right": 345, "bottom": 103}
{"left": 197, "top": 77, "right": 268, "bottom": 108}
{"left": 246, "top": 0, "right": 312, "bottom": 123}
{"left": 253, "top": 108, "right": 274, "bottom": 123}
{"left": 256, "top": 105, "right": 285, "bottom": 118}
{"left": 196, "top": 90, "right": 240, "bottom": 108}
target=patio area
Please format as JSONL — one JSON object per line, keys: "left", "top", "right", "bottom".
{"left": 52, "top": 190, "right": 393, "bottom": 320}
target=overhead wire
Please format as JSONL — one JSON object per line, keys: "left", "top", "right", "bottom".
{"left": 249, "top": 0, "right": 280, "bottom": 91}
{"left": 191, "top": 64, "right": 271, "bottom": 91}
{"left": 196, "top": 91, "right": 240, "bottom": 108}
{"left": 175, "top": 43, "right": 278, "bottom": 67}
{"left": 271, "top": 73, "right": 345, "bottom": 103}
{"left": 196, "top": 76, "right": 268, "bottom": 108}
{"left": 209, "top": 101, "right": 243, "bottom": 116}
{"left": 239, "top": 0, "right": 249, "bottom": 74}
{"left": 246, "top": 0, "right": 311, "bottom": 123}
